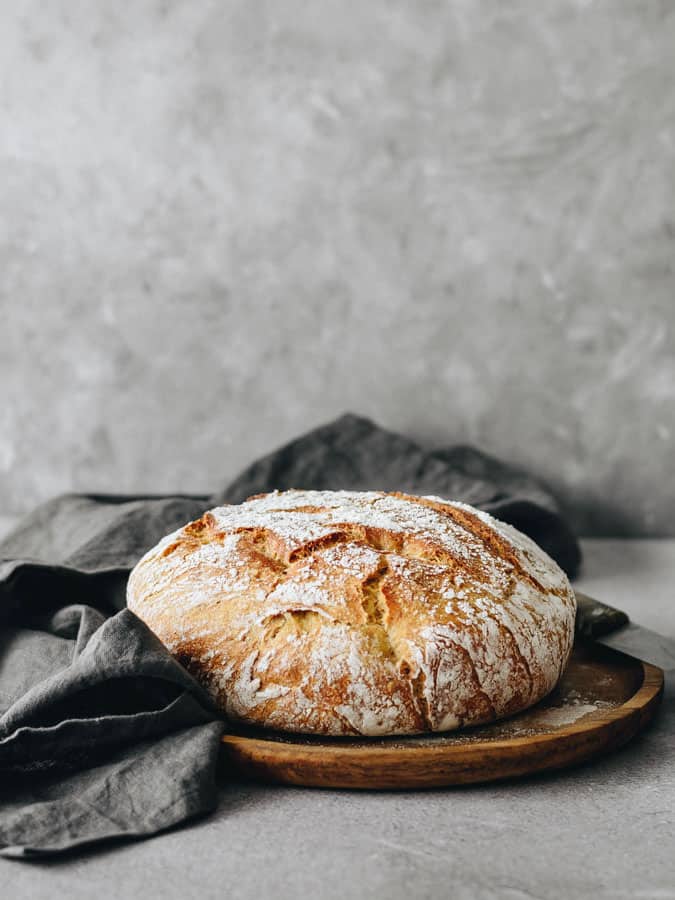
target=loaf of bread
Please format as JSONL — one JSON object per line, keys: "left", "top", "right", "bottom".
{"left": 127, "top": 490, "right": 576, "bottom": 736}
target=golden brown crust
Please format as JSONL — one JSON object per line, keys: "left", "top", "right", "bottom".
{"left": 127, "top": 490, "right": 576, "bottom": 736}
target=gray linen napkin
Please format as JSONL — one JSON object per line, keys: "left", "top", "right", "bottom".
{"left": 0, "top": 413, "right": 580, "bottom": 858}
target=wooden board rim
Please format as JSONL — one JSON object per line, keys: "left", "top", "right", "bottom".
{"left": 220, "top": 651, "right": 664, "bottom": 789}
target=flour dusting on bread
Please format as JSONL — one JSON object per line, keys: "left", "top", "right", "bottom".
{"left": 127, "top": 490, "right": 576, "bottom": 736}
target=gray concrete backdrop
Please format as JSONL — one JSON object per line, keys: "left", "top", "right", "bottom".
{"left": 1, "top": 1, "right": 675, "bottom": 536}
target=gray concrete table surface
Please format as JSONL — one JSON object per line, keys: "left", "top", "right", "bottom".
{"left": 2, "top": 538, "right": 674, "bottom": 900}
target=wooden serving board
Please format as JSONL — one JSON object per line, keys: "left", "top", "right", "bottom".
{"left": 220, "top": 642, "right": 663, "bottom": 789}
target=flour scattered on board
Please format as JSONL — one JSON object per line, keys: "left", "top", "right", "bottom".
{"left": 518, "top": 699, "right": 611, "bottom": 731}
{"left": 425, "top": 692, "right": 620, "bottom": 744}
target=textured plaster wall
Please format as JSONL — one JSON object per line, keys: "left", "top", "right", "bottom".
{"left": 1, "top": 1, "right": 675, "bottom": 535}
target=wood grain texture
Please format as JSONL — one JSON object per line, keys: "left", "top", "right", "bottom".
{"left": 220, "top": 642, "right": 663, "bottom": 788}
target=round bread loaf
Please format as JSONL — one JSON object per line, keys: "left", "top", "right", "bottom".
{"left": 127, "top": 490, "right": 576, "bottom": 736}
